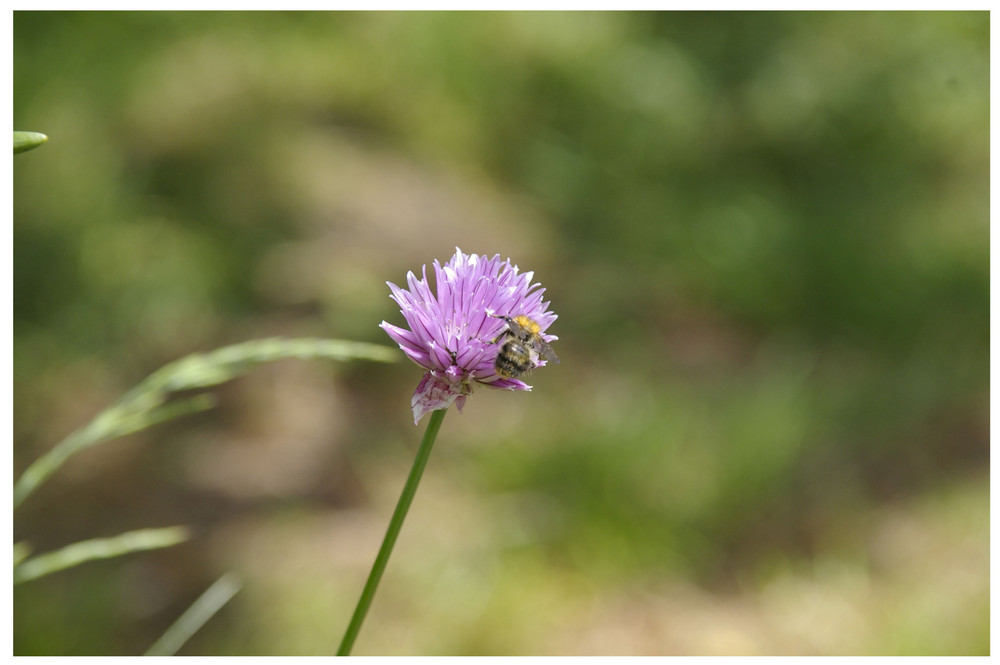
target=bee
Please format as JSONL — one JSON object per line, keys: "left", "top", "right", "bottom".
{"left": 490, "top": 314, "right": 560, "bottom": 379}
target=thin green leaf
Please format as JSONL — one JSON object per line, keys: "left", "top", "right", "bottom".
{"left": 14, "top": 131, "right": 48, "bottom": 154}
{"left": 13, "top": 526, "right": 190, "bottom": 585}
{"left": 112, "top": 394, "right": 217, "bottom": 441}
{"left": 138, "top": 337, "right": 399, "bottom": 395}
{"left": 145, "top": 572, "right": 243, "bottom": 656}
{"left": 13, "top": 337, "right": 399, "bottom": 509}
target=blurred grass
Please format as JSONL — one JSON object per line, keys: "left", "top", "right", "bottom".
{"left": 14, "top": 337, "right": 397, "bottom": 508}
{"left": 14, "top": 527, "right": 190, "bottom": 585}
{"left": 14, "top": 11, "right": 987, "bottom": 655}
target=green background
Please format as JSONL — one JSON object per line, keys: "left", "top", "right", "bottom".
{"left": 14, "top": 11, "right": 988, "bottom": 655}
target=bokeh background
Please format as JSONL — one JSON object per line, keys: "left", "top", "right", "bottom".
{"left": 13, "top": 11, "right": 988, "bottom": 656}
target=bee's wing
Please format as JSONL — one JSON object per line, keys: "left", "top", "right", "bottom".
{"left": 538, "top": 341, "right": 560, "bottom": 364}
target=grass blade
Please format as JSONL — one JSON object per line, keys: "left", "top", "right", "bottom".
{"left": 14, "top": 337, "right": 399, "bottom": 509}
{"left": 14, "top": 131, "right": 48, "bottom": 154}
{"left": 13, "top": 526, "right": 189, "bottom": 585}
{"left": 145, "top": 572, "right": 243, "bottom": 656}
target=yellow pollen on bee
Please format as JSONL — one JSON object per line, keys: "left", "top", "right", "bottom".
{"left": 512, "top": 315, "right": 541, "bottom": 334}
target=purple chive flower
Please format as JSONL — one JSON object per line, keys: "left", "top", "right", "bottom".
{"left": 380, "top": 248, "right": 558, "bottom": 424}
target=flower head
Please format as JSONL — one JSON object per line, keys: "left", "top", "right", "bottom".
{"left": 380, "top": 248, "right": 558, "bottom": 424}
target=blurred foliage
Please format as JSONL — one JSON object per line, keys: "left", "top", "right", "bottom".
{"left": 14, "top": 11, "right": 987, "bottom": 656}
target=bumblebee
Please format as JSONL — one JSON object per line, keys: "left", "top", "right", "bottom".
{"left": 490, "top": 314, "right": 560, "bottom": 379}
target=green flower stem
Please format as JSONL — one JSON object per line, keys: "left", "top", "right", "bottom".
{"left": 337, "top": 408, "right": 446, "bottom": 656}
